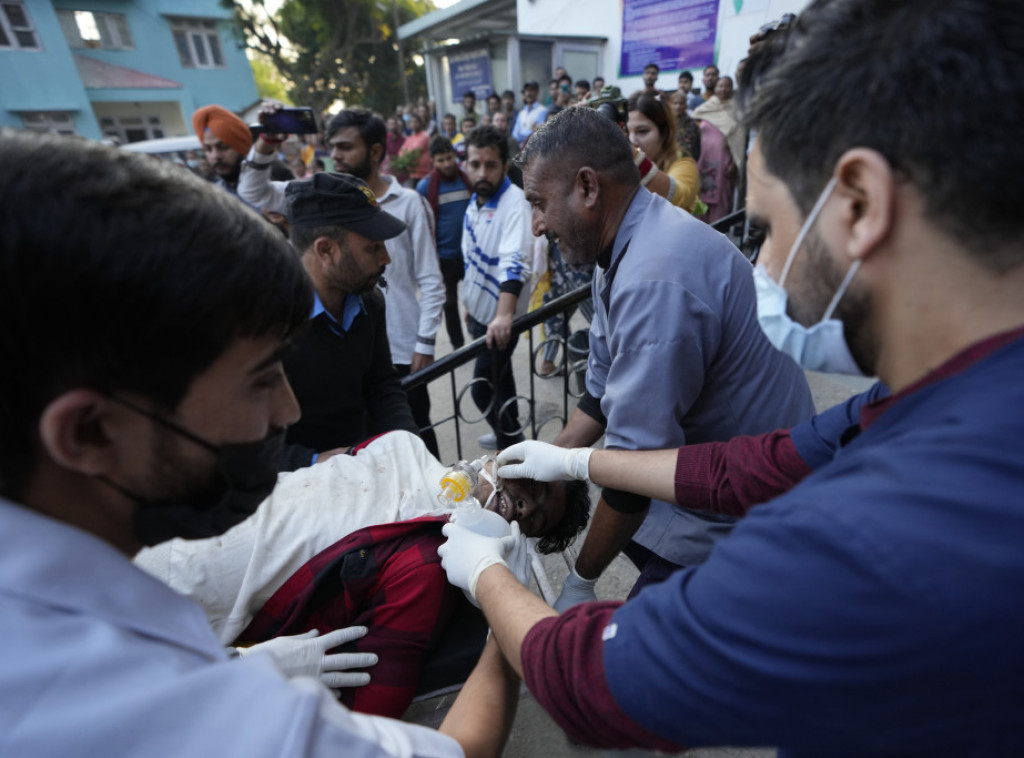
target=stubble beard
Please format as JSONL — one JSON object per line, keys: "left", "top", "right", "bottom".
{"left": 787, "top": 228, "right": 876, "bottom": 375}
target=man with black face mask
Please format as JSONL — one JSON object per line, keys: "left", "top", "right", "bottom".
{"left": 0, "top": 131, "right": 519, "bottom": 758}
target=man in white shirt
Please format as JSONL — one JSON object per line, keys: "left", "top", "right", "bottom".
{"left": 0, "top": 130, "right": 517, "bottom": 758}
{"left": 511, "top": 81, "right": 548, "bottom": 147}
{"left": 461, "top": 125, "right": 533, "bottom": 449}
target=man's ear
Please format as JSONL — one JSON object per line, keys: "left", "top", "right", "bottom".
{"left": 313, "top": 235, "right": 339, "bottom": 265}
{"left": 38, "top": 390, "right": 121, "bottom": 476}
{"left": 576, "top": 167, "right": 601, "bottom": 210}
{"left": 833, "top": 148, "right": 896, "bottom": 263}
{"left": 370, "top": 142, "right": 385, "bottom": 167}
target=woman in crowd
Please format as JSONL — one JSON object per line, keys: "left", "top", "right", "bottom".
{"left": 626, "top": 91, "right": 700, "bottom": 214}
{"left": 693, "top": 75, "right": 744, "bottom": 223}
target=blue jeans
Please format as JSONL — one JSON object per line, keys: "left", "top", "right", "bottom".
{"left": 467, "top": 316, "right": 524, "bottom": 448}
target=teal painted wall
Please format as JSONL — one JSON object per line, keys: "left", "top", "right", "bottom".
{"left": 1, "top": 1, "right": 257, "bottom": 139}
{"left": 0, "top": 2, "right": 96, "bottom": 135}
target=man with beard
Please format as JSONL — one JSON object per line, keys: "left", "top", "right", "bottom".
{"left": 418, "top": 136, "right": 472, "bottom": 349}
{"left": 192, "top": 105, "right": 296, "bottom": 196}
{"left": 700, "top": 63, "right": 719, "bottom": 104}
{"left": 508, "top": 107, "right": 814, "bottom": 609}
{"left": 0, "top": 131, "right": 518, "bottom": 758}
{"left": 461, "top": 125, "right": 532, "bottom": 449}
{"left": 278, "top": 172, "right": 419, "bottom": 469}
{"left": 490, "top": 111, "right": 524, "bottom": 188}
{"left": 436, "top": 1, "right": 1024, "bottom": 754}
{"left": 241, "top": 107, "right": 445, "bottom": 460}
{"left": 640, "top": 62, "right": 660, "bottom": 94}
{"left": 192, "top": 105, "right": 253, "bottom": 195}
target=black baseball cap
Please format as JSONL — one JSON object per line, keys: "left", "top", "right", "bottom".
{"left": 285, "top": 172, "right": 406, "bottom": 240}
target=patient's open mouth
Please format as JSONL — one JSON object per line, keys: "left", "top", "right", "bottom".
{"left": 488, "top": 490, "right": 513, "bottom": 521}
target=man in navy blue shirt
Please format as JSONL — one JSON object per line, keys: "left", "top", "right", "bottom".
{"left": 417, "top": 136, "right": 472, "bottom": 349}
{"left": 437, "top": 1, "right": 1024, "bottom": 756}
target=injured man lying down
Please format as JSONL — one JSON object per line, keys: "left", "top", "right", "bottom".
{"left": 135, "top": 430, "right": 590, "bottom": 718}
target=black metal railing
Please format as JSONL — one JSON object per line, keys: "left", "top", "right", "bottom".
{"left": 401, "top": 209, "right": 746, "bottom": 460}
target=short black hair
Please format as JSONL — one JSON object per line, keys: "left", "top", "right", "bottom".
{"left": 289, "top": 225, "right": 345, "bottom": 257}
{"left": 644, "top": 63, "right": 659, "bottom": 73}
{"left": 463, "top": 90, "right": 476, "bottom": 100}
{"left": 516, "top": 106, "right": 638, "bottom": 188}
{"left": 429, "top": 135, "right": 454, "bottom": 157}
{"left": 326, "top": 109, "right": 386, "bottom": 156}
{"left": 557, "top": 73, "right": 572, "bottom": 85}
{"left": 464, "top": 124, "right": 509, "bottom": 164}
{"left": 575, "top": 79, "right": 590, "bottom": 90}
{"left": 679, "top": 71, "right": 693, "bottom": 82}
{"left": 501, "top": 89, "right": 515, "bottom": 99}
{"left": 536, "top": 479, "right": 591, "bottom": 554}
{"left": 740, "top": 0, "right": 1024, "bottom": 272}
{"left": 0, "top": 132, "right": 312, "bottom": 498}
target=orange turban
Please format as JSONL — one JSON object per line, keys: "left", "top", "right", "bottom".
{"left": 192, "top": 105, "right": 252, "bottom": 156}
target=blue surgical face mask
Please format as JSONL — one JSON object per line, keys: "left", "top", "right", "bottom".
{"left": 753, "top": 177, "right": 864, "bottom": 375}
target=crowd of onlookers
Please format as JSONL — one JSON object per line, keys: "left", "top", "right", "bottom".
{"left": 229, "top": 60, "right": 744, "bottom": 224}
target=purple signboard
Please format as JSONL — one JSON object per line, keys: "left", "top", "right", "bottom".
{"left": 621, "top": 0, "right": 719, "bottom": 76}
{"left": 449, "top": 47, "right": 494, "bottom": 102}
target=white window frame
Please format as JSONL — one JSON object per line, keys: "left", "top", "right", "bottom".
{"left": 99, "top": 115, "right": 166, "bottom": 145}
{"left": 57, "top": 10, "right": 134, "bottom": 51}
{"left": 20, "top": 111, "right": 77, "bottom": 136}
{"left": 0, "top": 1, "right": 41, "bottom": 51}
{"left": 168, "top": 17, "right": 225, "bottom": 69}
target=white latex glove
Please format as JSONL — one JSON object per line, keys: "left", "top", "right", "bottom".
{"left": 553, "top": 569, "right": 598, "bottom": 613}
{"left": 237, "top": 627, "right": 378, "bottom": 689}
{"left": 496, "top": 440, "right": 593, "bottom": 482}
{"left": 438, "top": 520, "right": 522, "bottom": 604}
{"left": 505, "top": 527, "right": 532, "bottom": 588}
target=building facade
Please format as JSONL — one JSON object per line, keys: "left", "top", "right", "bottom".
{"left": 399, "top": 0, "right": 810, "bottom": 116}
{"left": 1, "top": 0, "right": 258, "bottom": 141}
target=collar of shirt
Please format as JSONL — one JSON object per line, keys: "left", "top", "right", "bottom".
{"left": 601, "top": 186, "right": 648, "bottom": 271}
{"left": 311, "top": 290, "right": 366, "bottom": 337}
{"left": 860, "top": 325, "right": 1024, "bottom": 429}
{"left": 469, "top": 175, "right": 512, "bottom": 210}
{"left": 376, "top": 173, "right": 401, "bottom": 204}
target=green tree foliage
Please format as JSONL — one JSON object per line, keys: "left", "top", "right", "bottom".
{"left": 249, "top": 53, "right": 293, "bottom": 104}
{"left": 221, "top": 0, "right": 433, "bottom": 116}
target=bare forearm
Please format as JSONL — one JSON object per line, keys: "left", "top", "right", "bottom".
{"left": 439, "top": 636, "right": 520, "bottom": 758}
{"left": 573, "top": 497, "right": 648, "bottom": 580}
{"left": 588, "top": 448, "right": 680, "bottom": 503}
{"left": 475, "top": 564, "right": 557, "bottom": 678}
{"left": 555, "top": 406, "right": 606, "bottom": 448}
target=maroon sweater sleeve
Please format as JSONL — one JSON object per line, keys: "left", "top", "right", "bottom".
{"left": 521, "top": 601, "right": 687, "bottom": 752}
{"left": 674, "top": 429, "right": 813, "bottom": 517}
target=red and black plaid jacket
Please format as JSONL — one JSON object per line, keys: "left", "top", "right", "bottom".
{"left": 237, "top": 515, "right": 461, "bottom": 718}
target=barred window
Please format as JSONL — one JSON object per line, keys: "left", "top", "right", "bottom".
{"left": 0, "top": 2, "right": 41, "bottom": 50}
{"left": 57, "top": 10, "right": 134, "bottom": 51}
{"left": 168, "top": 17, "right": 225, "bottom": 69}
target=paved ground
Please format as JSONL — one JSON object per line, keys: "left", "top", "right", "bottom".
{"left": 403, "top": 307, "right": 874, "bottom": 757}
